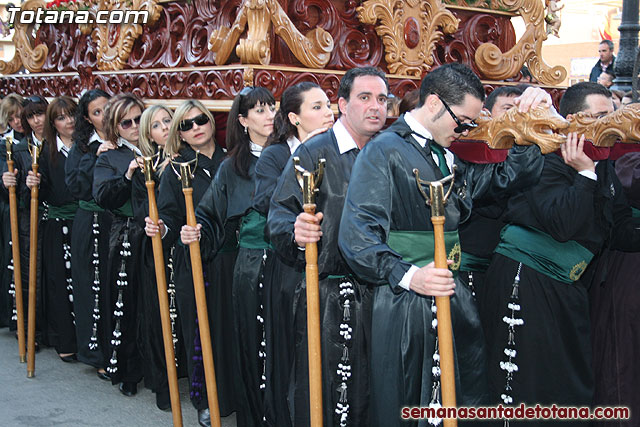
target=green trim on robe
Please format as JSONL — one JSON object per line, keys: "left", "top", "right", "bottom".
{"left": 495, "top": 224, "right": 594, "bottom": 284}
{"left": 238, "top": 210, "right": 272, "bottom": 250}
{"left": 78, "top": 199, "right": 105, "bottom": 213}
{"left": 460, "top": 251, "right": 491, "bottom": 273}
{"left": 387, "top": 230, "right": 461, "bottom": 277}
{"left": 47, "top": 201, "right": 78, "bottom": 220}
{"left": 113, "top": 199, "right": 133, "bottom": 218}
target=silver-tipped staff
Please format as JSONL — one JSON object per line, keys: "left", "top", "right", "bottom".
{"left": 140, "top": 151, "right": 183, "bottom": 426}
{"left": 293, "top": 156, "right": 326, "bottom": 427}
{"left": 5, "top": 136, "right": 26, "bottom": 363}
{"left": 170, "top": 156, "right": 221, "bottom": 427}
{"left": 414, "top": 166, "right": 458, "bottom": 427}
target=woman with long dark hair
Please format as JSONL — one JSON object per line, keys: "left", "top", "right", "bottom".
{"left": 26, "top": 96, "right": 79, "bottom": 361}
{"left": 181, "top": 87, "right": 276, "bottom": 426}
{"left": 65, "top": 89, "right": 113, "bottom": 379}
{"left": 93, "top": 93, "right": 145, "bottom": 397}
{"left": 145, "top": 99, "right": 238, "bottom": 424}
{"left": 257, "top": 82, "right": 334, "bottom": 427}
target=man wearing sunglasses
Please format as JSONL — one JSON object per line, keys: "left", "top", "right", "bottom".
{"left": 338, "top": 63, "right": 545, "bottom": 426}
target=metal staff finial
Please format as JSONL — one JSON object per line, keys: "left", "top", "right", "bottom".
{"left": 27, "top": 138, "right": 42, "bottom": 166}
{"left": 5, "top": 135, "right": 13, "bottom": 162}
{"left": 169, "top": 152, "right": 199, "bottom": 189}
{"left": 413, "top": 165, "right": 457, "bottom": 217}
{"left": 138, "top": 148, "right": 163, "bottom": 183}
{"left": 293, "top": 157, "right": 326, "bottom": 205}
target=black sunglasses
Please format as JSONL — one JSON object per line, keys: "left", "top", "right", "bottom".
{"left": 179, "top": 113, "right": 209, "bottom": 132}
{"left": 239, "top": 86, "right": 255, "bottom": 97}
{"left": 436, "top": 94, "right": 478, "bottom": 134}
{"left": 120, "top": 114, "right": 141, "bottom": 130}
{"left": 23, "top": 95, "right": 48, "bottom": 106}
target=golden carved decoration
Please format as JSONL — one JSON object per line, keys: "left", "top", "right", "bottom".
{"left": 566, "top": 104, "right": 640, "bottom": 147}
{"left": 0, "top": 0, "right": 48, "bottom": 74}
{"left": 465, "top": 106, "right": 569, "bottom": 154}
{"left": 569, "top": 261, "right": 588, "bottom": 281}
{"left": 448, "top": 242, "right": 461, "bottom": 271}
{"left": 462, "top": 104, "right": 640, "bottom": 153}
{"left": 474, "top": 0, "right": 566, "bottom": 85}
{"left": 243, "top": 67, "right": 254, "bottom": 87}
{"left": 89, "top": 0, "right": 162, "bottom": 71}
{"left": 208, "top": 0, "right": 334, "bottom": 68}
{"left": 357, "top": 0, "right": 458, "bottom": 77}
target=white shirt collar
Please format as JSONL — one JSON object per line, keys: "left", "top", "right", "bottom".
{"left": 31, "top": 132, "right": 42, "bottom": 146}
{"left": 89, "top": 131, "right": 105, "bottom": 145}
{"left": 56, "top": 135, "right": 71, "bottom": 157}
{"left": 332, "top": 118, "right": 359, "bottom": 155}
{"left": 404, "top": 111, "right": 434, "bottom": 148}
{"left": 116, "top": 137, "right": 142, "bottom": 156}
{"left": 250, "top": 141, "right": 263, "bottom": 158}
{"left": 286, "top": 136, "right": 301, "bottom": 154}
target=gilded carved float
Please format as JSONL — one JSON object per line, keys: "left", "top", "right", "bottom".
{"left": 1, "top": 0, "right": 565, "bottom": 106}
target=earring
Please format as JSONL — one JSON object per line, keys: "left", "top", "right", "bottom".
{"left": 244, "top": 126, "right": 248, "bottom": 134}
{"left": 295, "top": 121, "right": 300, "bottom": 126}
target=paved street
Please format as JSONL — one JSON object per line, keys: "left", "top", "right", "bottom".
{"left": 0, "top": 328, "right": 237, "bottom": 426}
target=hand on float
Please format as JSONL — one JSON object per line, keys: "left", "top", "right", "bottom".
{"left": 144, "top": 216, "right": 165, "bottom": 238}
{"left": 2, "top": 169, "right": 18, "bottom": 188}
{"left": 181, "top": 223, "right": 201, "bottom": 245}
{"left": 561, "top": 132, "right": 595, "bottom": 174}
{"left": 96, "top": 141, "right": 116, "bottom": 155}
{"left": 294, "top": 211, "right": 323, "bottom": 247}
{"left": 25, "top": 170, "right": 41, "bottom": 189}
{"left": 125, "top": 158, "right": 140, "bottom": 180}
{"left": 515, "top": 86, "right": 552, "bottom": 113}
{"left": 409, "top": 260, "right": 456, "bottom": 297}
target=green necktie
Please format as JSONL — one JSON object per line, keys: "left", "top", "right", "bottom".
{"left": 429, "top": 141, "right": 450, "bottom": 177}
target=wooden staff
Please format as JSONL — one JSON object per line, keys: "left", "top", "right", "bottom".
{"left": 175, "top": 159, "right": 221, "bottom": 427}
{"left": 5, "top": 136, "right": 26, "bottom": 363}
{"left": 27, "top": 140, "right": 42, "bottom": 378}
{"left": 414, "top": 167, "right": 458, "bottom": 427}
{"left": 142, "top": 155, "right": 183, "bottom": 426}
{"left": 293, "top": 157, "right": 325, "bottom": 427}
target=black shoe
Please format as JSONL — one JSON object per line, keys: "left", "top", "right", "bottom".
{"left": 59, "top": 353, "right": 77, "bottom": 363}
{"left": 155, "top": 389, "right": 171, "bottom": 411}
{"left": 96, "top": 370, "right": 110, "bottom": 381}
{"left": 119, "top": 382, "right": 137, "bottom": 397}
{"left": 197, "top": 408, "right": 211, "bottom": 427}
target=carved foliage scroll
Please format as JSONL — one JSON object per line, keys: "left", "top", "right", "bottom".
{"left": 208, "top": 0, "right": 333, "bottom": 68}
{"left": 357, "top": 0, "right": 458, "bottom": 76}
{"left": 474, "top": 0, "right": 566, "bottom": 85}
{"left": 0, "top": 0, "right": 49, "bottom": 74}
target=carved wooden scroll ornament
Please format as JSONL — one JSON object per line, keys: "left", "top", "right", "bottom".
{"left": 462, "top": 104, "right": 640, "bottom": 153}
{"left": 0, "top": 0, "right": 49, "bottom": 74}
{"left": 474, "top": 0, "right": 566, "bottom": 85}
{"left": 208, "top": 0, "right": 334, "bottom": 68}
{"left": 357, "top": 0, "right": 459, "bottom": 77}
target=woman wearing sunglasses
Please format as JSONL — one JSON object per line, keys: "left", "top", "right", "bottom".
{"left": 145, "top": 99, "right": 235, "bottom": 424}
{"left": 130, "top": 104, "right": 179, "bottom": 411}
{"left": 26, "top": 96, "right": 79, "bottom": 362}
{"left": 93, "top": 93, "right": 145, "bottom": 397}
{"left": 180, "top": 87, "right": 276, "bottom": 426}
{"left": 255, "top": 82, "right": 334, "bottom": 426}
{"left": 65, "top": 89, "right": 113, "bottom": 380}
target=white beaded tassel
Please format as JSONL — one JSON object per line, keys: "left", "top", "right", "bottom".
{"left": 256, "top": 249, "right": 268, "bottom": 422}
{"left": 335, "top": 280, "right": 354, "bottom": 427}
{"left": 7, "top": 241, "right": 17, "bottom": 322}
{"left": 428, "top": 298, "right": 443, "bottom": 426}
{"left": 88, "top": 213, "right": 101, "bottom": 351}
{"left": 61, "top": 221, "right": 75, "bottom": 324}
{"left": 167, "top": 245, "right": 178, "bottom": 366}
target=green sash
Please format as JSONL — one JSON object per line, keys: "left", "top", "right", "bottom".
{"left": 495, "top": 225, "right": 594, "bottom": 284}
{"left": 113, "top": 199, "right": 133, "bottom": 218}
{"left": 78, "top": 199, "right": 105, "bottom": 213}
{"left": 47, "top": 202, "right": 78, "bottom": 220}
{"left": 632, "top": 207, "right": 640, "bottom": 218}
{"left": 387, "top": 230, "right": 461, "bottom": 276}
{"left": 460, "top": 251, "right": 491, "bottom": 273}
{"left": 238, "top": 210, "right": 272, "bottom": 250}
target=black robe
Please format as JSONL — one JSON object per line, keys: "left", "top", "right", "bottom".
{"left": 267, "top": 128, "right": 372, "bottom": 427}
{"left": 197, "top": 154, "right": 269, "bottom": 426}
{"left": 65, "top": 141, "right": 113, "bottom": 369}
{"left": 254, "top": 143, "right": 304, "bottom": 427}
{"left": 589, "top": 152, "right": 640, "bottom": 426}
{"left": 481, "top": 154, "right": 640, "bottom": 423}
{"left": 337, "top": 116, "right": 544, "bottom": 427}
{"left": 38, "top": 143, "right": 78, "bottom": 354}
{"left": 93, "top": 145, "right": 143, "bottom": 385}
{"left": 156, "top": 146, "right": 238, "bottom": 414}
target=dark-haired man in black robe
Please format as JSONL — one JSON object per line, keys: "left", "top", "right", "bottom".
{"left": 480, "top": 82, "right": 640, "bottom": 422}
{"left": 338, "top": 63, "right": 544, "bottom": 427}
{"left": 267, "top": 66, "right": 389, "bottom": 427}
